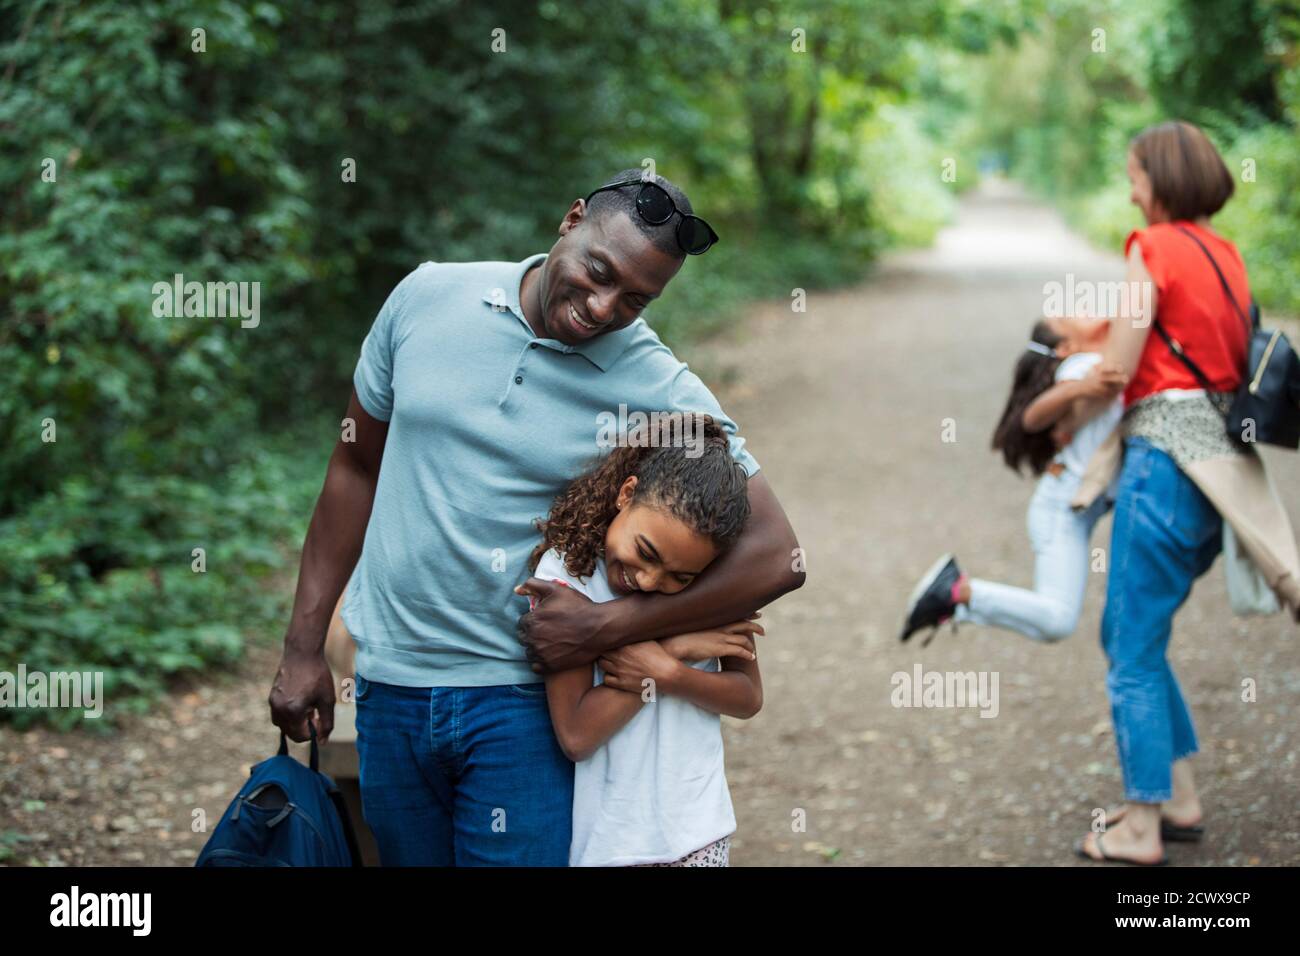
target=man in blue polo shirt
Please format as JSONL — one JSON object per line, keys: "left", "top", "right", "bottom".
{"left": 269, "top": 169, "right": 804, "bottom": 865}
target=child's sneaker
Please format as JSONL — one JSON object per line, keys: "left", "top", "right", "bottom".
{"left": 899, "top": 554, "right": 965, "bottom": 644}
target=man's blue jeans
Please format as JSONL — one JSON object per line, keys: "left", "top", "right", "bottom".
{"left": 1102, "top": 437, "right": 1222, "bottom": 803}
{"left": 353, "top": 674, "right": 574, "bottom": 865}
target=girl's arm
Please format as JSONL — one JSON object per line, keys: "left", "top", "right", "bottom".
{"left": 544, "top": 666, "right": 645, "bottom": 763}
{"left": 598, "top": 640, "right": 763, "bottom": 720}
{"left": 1023, "top": 370, "right": 1128, "bottom": 434}
{"left": 524, "top": 569, "right": 645, "bottom": 762}
{"left": 1021, "top": 379, "right": 1092, "bottom": 434}
{"left": 667, "top": 655, "right": 762, "bottom": 720}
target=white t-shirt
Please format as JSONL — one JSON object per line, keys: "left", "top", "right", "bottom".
{"left": 533, "top": 548, "right": 737, "bottom": 867}
{"left": 1052, "top": 352, "right": 1123, "bottom": 481}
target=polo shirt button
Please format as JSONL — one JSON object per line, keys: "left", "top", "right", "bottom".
{"left": 515, "top": 375, "right": 524, "bottom": 385}
{"left": 529, "top": 343, "right": 538, "bottom": 349}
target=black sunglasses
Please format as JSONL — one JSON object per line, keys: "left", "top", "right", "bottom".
{"left": 584, "top": 177, "right": 719, "bottom": 255}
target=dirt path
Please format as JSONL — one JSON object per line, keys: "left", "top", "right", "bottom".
{"left": 6, "top": 181, "right": 1298, "bottom": 866}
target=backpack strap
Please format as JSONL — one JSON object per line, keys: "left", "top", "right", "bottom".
{"left": 1153, "top": 321, "right": 1218, "bottom": 393}
{"left": 1175, "top": 225, "right": 1255, "bottom": 334}
{"left": 277, "top": 723, "right": 320, "bottom": 772}
{"left": 274, "top": 724, "right": 362, "bottom": 865}
{"left": 1152, "top": 225, "right": 1255, "bottom": 411}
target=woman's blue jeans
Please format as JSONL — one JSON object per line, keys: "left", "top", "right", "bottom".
{"left": 1102, "top": 437, "right": 1222, "bottom": 803}
{"left": 353, "top": 673, "right": 574, "bottom": 865}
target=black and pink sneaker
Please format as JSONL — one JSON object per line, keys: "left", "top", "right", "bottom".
{"left": 899, "top": 554, "right": 965, "bottom": 644}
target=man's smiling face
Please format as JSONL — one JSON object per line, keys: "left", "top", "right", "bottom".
{"left": 533, "top": 202, "right": 685, "bottom": 345}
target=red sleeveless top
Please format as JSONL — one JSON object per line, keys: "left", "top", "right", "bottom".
{"left": 1124, "top": 221, "right": 1251, "bottom": 406}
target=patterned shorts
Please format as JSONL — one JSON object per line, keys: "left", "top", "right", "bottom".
{"left": 635, "top": 835, "right": 731, "bottom": 867}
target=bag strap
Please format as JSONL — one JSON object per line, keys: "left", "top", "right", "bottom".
{"left": 276, "top": 724, "right": 362, "bottom": 865}
{"left": 1153, "top": 320, "right": 1218, "bottom": 394}
{"left": 277, "top": 723, "right": 320, "bottom": 772}
{"left": 1153, "top": 225, "right": 1255, "bottom": 412}
{"left": 1175, "top": 225, "right": 1254, "bottom": 334}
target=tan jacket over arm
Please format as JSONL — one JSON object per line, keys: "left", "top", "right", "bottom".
{"left": 1070, "top": 433, "right": 1300, "bottom": 621}
{"left": 1187, "top": 451, "right": 1300, "bottom": 621}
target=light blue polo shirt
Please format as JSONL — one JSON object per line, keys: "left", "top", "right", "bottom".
{"left": 341, "top": 254, "right": 760, "bottom": 688}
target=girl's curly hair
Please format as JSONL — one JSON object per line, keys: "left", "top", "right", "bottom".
{"left": 529, "top": 412, "right": 751, "bottom": 580}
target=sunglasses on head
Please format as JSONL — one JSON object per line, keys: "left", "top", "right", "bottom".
{"left": 584, "top": 177, "right": 719, "bottom": 256}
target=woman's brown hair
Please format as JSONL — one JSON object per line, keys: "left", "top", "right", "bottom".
{"left": 1131, "top": 120, "right": 1235, "bottom": 221}
{"left": 529, "top": 412, "right": 751, "bottom": 580}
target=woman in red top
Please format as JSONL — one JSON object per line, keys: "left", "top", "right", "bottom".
{"left": 1121, "top": 221, "right": 1249, "bottom": 407}
{"left": 1074, "top": 121, "right": 1250, "bottom": 866}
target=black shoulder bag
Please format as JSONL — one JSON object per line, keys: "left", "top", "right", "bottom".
{"left": 1152, "top": 226, "right": 1300, "bottom": 450}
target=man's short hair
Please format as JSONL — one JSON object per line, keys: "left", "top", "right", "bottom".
{"left": 584, "top": 168, "right": 694, "bottom": 259}
{"left": 1131, "top": 121, "right": 1235, "bottom": 222}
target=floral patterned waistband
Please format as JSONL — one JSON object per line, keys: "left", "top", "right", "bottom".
{"left": 1121, "top": 390, "right": 1247, "bottom": 470}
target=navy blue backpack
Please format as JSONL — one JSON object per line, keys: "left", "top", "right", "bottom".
{"left": 196, "top": 726, "right": 362, "bottom": 867}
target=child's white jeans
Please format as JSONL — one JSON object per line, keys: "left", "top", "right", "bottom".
{"left": 955, "top": 469, "right": 1111, "bottom": 642}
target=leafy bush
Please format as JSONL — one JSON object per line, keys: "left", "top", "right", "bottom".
{"left": 0, "top": 438, "right": 321, "bottom": 730}
{"left": 1216, "top": 122, "right": 1300, "bottom": 314}
{"left": 953, "top": 0, "right": 1300, "bottom": 318}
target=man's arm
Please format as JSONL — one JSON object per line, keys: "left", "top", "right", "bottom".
{"left": 517, "top": 472, "right": 804, "bottom": 672}
{"left": 268, "top": 388, "right": 388, "bottom": 742}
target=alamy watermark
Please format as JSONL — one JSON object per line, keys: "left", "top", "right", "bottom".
{"left": 891, "top": 664, "right": 999, "bottom": 718}
{"left": 1042, "top": 274, "right": 1153, "bottom": 327}
{"left": 0, "top": 664, "right": 103, "bottom": 719}
{"left": 49, "top": 886, "right": 150, "bottom": 935}
{"left": 595, "top": 405, "right": 706, "bottom": 458}
{"left": 151, "top": 273, "right": 260, "bottom": 328}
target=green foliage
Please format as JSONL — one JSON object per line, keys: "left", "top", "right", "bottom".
{"left": 0, "top": 436, "right": 321, "bottom": 729}
{"left": 952, "top": 0, "right": 1300, "bottom": 315}
{"left": 1217, "top": 121, "right": 1300, "bottom": 312}
{"left": 1146, "top": 0, "right": 1284, "bottom": 127}
{"left": 649, "top": 228, "right": 868, "bottom": 347}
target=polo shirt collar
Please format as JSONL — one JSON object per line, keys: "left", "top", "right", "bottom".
{"left": 481, "top": 253, "right": 632, "bottom": 373}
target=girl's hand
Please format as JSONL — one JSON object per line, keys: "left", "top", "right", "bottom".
{"left": 660, "top": 620, "right": 762, "bottom": 662}
{"left": 598, "top": 640, "right": 682, "bottom": 696}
